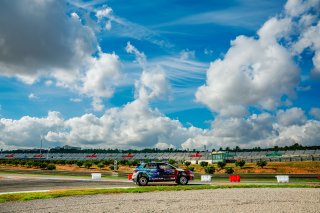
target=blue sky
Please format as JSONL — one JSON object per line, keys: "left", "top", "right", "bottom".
{"left": 0, "top": 0, "right": 319, "bottom": 150}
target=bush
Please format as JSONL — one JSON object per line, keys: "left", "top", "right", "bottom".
{"left": 32, "top": 161, "right": 41, "bottom": 168}
{"left": 93, "top": 160, "right": 101, "bottom": 166}
{"left": 84, "top": 161, "right": 93, "bottom": 169}
{"left": 204, "top": 166, "right": 215, "bottom": 174}
{"left": 217, "top": 161, "right": 226, "bottom": 169}
{"left": 66, "top": 160, "right": 76, "bottom": 166}
{"left": 46, "top": 164, "right": 56, "bottom": 170}
{"left": 225, "top": 167, "right": 234, "bottom": 174}
{"left": 235, "top": 160, "right": 246, "bottom": 168}
{"left": 256, "top": 160, "right": 267, "bottom": 168}
{"left": 187, "top": 166, "right": 195, "bottom": 171}
{"left": 97, "top": 163, "right": 105, "bottom": 170}
{"left": 26, "top": 161, "right": 33, "bottom": 168}
{"left": 184, "top": 161, "right": 191, "bottom": 166}
{"left": 109, "top": 165, "right": 115, "bottom": 170}
{"left": 40, "top": 162, "right": 48, "bottom": 169}
{"left": 57, "top": 160, "right": 66, "bottom": 165}
{"left": 168, "top": 159, "right": 177, "bottom": 165}
{"left": 118, "top": 159, "right": 128, "bottom": 166}
{"left": 131, "top": 160, "right": 140, "bottom": 167}
{"left": 200, "top": 161, "right": 209, "bottom": 167}
{"left": 76, "top": 161, "right": 83, "bottom": 168}
{"left": 13, "top": 160, "right": 19, "bottom": 166}
{"left": 103, "top": 160, "right": 113, "bottom": 166}
{"left": 20, "top": 161, "right": 27, "bottom": 167}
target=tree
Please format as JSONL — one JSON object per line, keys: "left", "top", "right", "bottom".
{"left": 205, "top": 166, "right": 215, "bottom": 174}
{"left": 184, "top": 161, "right": 191, "bottom": 166}
{"left": 76, "top": 161, "right": 83, "bottom": 168}
{"left": 84, "top": 161, "right": 93, "bottom": 169}
{"left": 168, "top": 159, "right": 177, "bottom": 165}
{"left": 217, "top": 161, "right": 226, "bottom": 169}
{"left": 200, "top": 161, "right": 209, "bottom": 167}
{"left": 225, "top": 167, "right": 234, "bottom": 174}
{"left": 235, "top": 160, "right": 246, "bottom": 168}
{"left": 97, "top": 163, "right": 105, "bottom": 170}
{"left": 256, "top": 160, "right": 267, "bottom": 168}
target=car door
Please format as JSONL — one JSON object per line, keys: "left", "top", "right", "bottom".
{"left": 144, "top": 163, "right": 159, "bottom": 181}
{"left": 158, "top": 163, "right": 176, "bottom": 181}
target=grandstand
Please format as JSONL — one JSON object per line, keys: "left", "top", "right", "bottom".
{"left": 0, "top": 149, "right": 319, "bottom": 163}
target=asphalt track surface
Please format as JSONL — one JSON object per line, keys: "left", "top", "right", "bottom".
{"left": 0, "top": 174, "right": 134, "bottom": 193}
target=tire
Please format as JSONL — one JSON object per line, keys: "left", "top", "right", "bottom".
{"left": 178, "top": 175, "right": 188, "bottom": 185}
{"left": 138, "top": 175, "right": 148, "bottom": 186}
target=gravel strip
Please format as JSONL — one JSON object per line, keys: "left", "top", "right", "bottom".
{"left": 1, "top": 188, "right": 319, "bottom": 213}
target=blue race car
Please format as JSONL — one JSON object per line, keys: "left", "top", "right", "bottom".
{"left": 132, "top": 162, "right": 194, "bottom": 186}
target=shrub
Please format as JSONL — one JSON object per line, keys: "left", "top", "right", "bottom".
{"left": 13, "top": 160, "right": 19, "bottom": 166}
{"left": 118, "top": 159, "right": 128, "bottom": 166}
{"left": 57, "top": 160, "right": 66, "bottom": 165}
{"left": 131, "top": 160, "right": 140, "bottom": 167}
{"left": 168, "top": 159, "right": 177, "bottom": 165}
{"left": 204, "top": 166, "right": 215, "bottom": 174}
{"left": 40, "top": 162, "right": 48, "bottom": 169}
{"left": 32, "top": 161, "right": 40, "bottom": 168}
{"left": 225, "top": 167, "right": 234, "bottom": 174}
{"left": 235, "top": 160, "right": 246, "bottom": 168}
{"left": 200, "top": 161, "right": 209, "bottom": 167}
{"left": 76, "top": 161, "right": 83, "bottom": 168}
{"left": 187, "top": 166, "right": 195, "bottom": 171}
{"left": 103, "top": 160, "right": 113, "bottom": 166}
{"left": 66, "top": 160, "right": 76, "bottom": 166}
{"left": 84, "top": 161, "right": 93, "bottom": 169}
{"left": 217, "top": 161, "right": 226, "bottom": 169}
{"left": 97, "top": 163, "right": 105, "bottom": 170}
{"left": 26, "top": 161, "right": 33, "bottom": 168}
{"left": 93, "top": 160, "right": 101, "bottom": 166}
{"left": 20, "top": 161, "right": 27, "bottom": 167}
{"left": 184, "top": 161, "right": 191, "bottom": 166}
{"left": 109, "top": 165, "right": 115, "bottom": 170}
{"left": 256, "top": 160, "right": 267, "bottom": 168}
{"left": 46, "top": 164, "right": 56, "bottom": 170}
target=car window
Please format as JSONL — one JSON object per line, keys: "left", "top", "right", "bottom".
{"left": 159, "top": 164, "right": 174, "bottom": 170}
{"left": 144, "top": 163, "right": 157, "bottom": 169}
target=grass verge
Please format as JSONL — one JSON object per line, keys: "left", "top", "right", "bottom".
{"left": 0, "top": 184, "right": 318, "bottom": 203}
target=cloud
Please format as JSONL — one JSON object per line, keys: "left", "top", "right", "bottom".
{"left": 0, "top": 0, "right": 96, "bottom": 84}
{"left": 310, "top": 108, "right": 320, "bottom": 120}
{"left": 195, "top": 0, "right": 320, "bottom": 117}
{"left": 0, "top": 1, "right": 122, "bottom": 111}
{"left": 276, "top": 107, "right": 306, "bottom": 126}
{"left": 28, "top": 93, "right": 39, "bottom": 100}
{"left": 0, "top": 112, "right": 64, "bottom": 149}
{"left": 125, "top": 42, "right": 147, "bottom": 67}
{"left": 182, "top": 109, "right": 320, "bottom": 150}
{"left": 285, "top": 0, "right": 320, "bottom": 17}
{"left": 196, "top": 32, "right": 299, "bottom": 116}
{"left": 70, "top": 98, "right": 82, "bottom": 103}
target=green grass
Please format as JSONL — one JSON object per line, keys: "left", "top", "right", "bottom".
{"left": 0, "top": 184, "right": 318, "bottom": 203}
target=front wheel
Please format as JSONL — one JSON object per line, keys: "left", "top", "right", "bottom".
{"left": 178, "top": 175, "right": 188, "bottom": 185}
{"left": 138, "top": 176, "right": 148, "bottom": 186}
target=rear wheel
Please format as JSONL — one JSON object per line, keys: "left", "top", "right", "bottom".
{"left": 178, "top": 175, "right": 188, "bottom": 185}
{"left": 138, "top": 176, "right": 148, "bottom": 186}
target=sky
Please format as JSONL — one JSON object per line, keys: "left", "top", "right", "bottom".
{"left": 0, "top": 0, "right": 319, "bottom": 151}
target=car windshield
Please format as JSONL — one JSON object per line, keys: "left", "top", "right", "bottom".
{"left": 144, "top": 163, "right": 157, "bottom": 169}
{"left": 158, "top": 163, "right": 175, "bottom": 170}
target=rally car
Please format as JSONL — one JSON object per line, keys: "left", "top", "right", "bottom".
{"left": 132, "top": 162, "right": 193, "bottom": 186}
